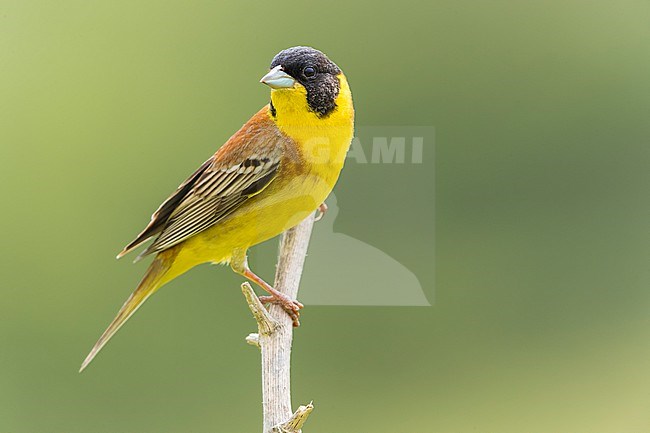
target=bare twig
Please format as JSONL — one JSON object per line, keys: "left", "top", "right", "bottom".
{"left": 242, "top": 282, "right": 279, "bottom": 337}
{"left": 272, "top": 403, "right": 314, "bottom": 433}
{"left": 243, "top": 213, "right": 317, "bottom": 433}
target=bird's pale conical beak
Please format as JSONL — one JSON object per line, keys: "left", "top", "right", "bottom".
{"left": 260, "top": 65, "right": 295, "bottom": 89}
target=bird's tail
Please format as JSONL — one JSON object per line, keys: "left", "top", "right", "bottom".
{"left": 79, "top": 254, "right": 175, "bottom": 372}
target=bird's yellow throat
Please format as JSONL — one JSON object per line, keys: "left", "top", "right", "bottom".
{"left": 269, "top": 73, "right": 354, "bottom": 168}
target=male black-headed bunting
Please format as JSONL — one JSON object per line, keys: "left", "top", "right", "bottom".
{"left": 80, "top": 46, "right": 354, "bottom": 371}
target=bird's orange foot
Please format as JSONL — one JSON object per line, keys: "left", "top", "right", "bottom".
{"left": 315, "top": 202, "right": 328, "bottom": 222}
{"left": 258, "top": 294, "right": 304, "bottom": 327}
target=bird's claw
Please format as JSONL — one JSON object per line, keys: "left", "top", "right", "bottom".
{"left": 258, "top": 294, "right": 303, "bottom": 327}
{"left": 315, "top": 202, "right": 328, "bottom": 222}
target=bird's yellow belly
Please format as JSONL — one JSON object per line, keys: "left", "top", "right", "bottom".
{"left": 174, "top": 166, "right": 339, "bottom": 267}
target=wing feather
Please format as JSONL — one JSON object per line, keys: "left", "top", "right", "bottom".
{"left": 117, "top": 157, "right": 214, "bottom": 258}
{"left": 136, "top": 157, "right": 280, "bottom": 258}
{"left": 119, "top": 106, "right": 291, "bottom": 260}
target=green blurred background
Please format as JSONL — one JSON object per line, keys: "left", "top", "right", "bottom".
{"left": 1, "top": 1, "right": 649, "bottom": 432}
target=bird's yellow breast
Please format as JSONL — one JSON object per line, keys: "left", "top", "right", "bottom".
{"left": 267, "top": 72, "right": 354, "bottom": 220}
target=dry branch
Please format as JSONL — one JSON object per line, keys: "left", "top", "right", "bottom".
{"left": 242, "top": 213, "right": 316, "bottom": 433}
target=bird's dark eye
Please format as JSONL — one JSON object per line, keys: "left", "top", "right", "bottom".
{"left": 303, "top": 66, "right": 316, "bottom": 77}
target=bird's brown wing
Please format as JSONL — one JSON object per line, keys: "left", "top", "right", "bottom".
{"left": 140, "top": 154, "right": 280, "bottom": 257}
{"left": 118, "top": 107, "right": 288, "bottom": 260}
{"left": 117, "top": 157, "right": 214, "bottom": 258}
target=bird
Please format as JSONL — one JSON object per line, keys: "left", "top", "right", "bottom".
{"left": 79, "top": 46, "right": 354, "bottom": 372}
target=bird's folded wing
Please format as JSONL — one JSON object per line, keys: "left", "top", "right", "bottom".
{"left": 117, "top": 157, "right": 215, "bottom": 258}
{"left": 140, "top": 154, "right": 280, "bottom": 256}
{"left": 118, "top": 124, "right": 286, "bottom": 259}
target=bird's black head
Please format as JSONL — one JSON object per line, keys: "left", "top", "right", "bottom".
{"left": 265, "top": 46, "right": 342, "bottom": 117}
